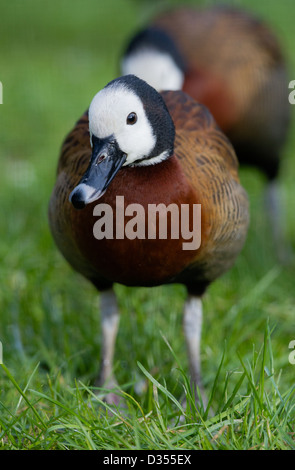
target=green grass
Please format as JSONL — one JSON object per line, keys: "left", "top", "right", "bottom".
{"left": 0, "top": 0, "right": 295, "bottom": 450}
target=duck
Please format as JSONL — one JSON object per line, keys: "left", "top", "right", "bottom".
{"left": 121, "top": 5, "right": 291, "bottom": 261}
{"left": 49, "top": 74, "right": 249, "bottom": 404}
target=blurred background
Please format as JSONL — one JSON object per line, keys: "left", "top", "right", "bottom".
{"left": 0, "top": 0, "right": 294, "bottom": 403}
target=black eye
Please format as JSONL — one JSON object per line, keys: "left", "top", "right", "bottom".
{"left": 126, "top": 112, "right": 137, "bottom": 125}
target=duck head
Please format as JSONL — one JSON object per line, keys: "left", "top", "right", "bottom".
{"left": 121, "top": 28, "right": 185, "bottom": 92}
{"left": 69, "top": 74, "right": 175, "bottom": 209}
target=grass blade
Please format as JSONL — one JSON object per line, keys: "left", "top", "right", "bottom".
{"left": 1, "top": 363, "right": 46, "bottom": 430}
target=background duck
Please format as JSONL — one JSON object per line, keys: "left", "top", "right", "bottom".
{"left": 49, "top": 75, "right": 249, "bottom": 403}
{"left": 121, "top": 5, "right": 291, "bottom": 262}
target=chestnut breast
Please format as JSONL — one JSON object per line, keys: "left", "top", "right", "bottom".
{"left": 68, "top": 156, "right": 204, "bottom": 287}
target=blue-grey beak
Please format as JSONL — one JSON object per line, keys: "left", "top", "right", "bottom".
{"left": 69, "top": 135, "right": 127, "bottom": 209}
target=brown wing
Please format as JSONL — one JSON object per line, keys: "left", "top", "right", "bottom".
{"left": 161, "top": 90, "right": 249, "bottom": 291}
{"left": 49, "top": 112, "right": 112, "bottom": 288}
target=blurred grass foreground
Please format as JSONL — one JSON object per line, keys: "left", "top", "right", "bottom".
{"left": 0, "top": 0, "right": 294, "bottom": 450}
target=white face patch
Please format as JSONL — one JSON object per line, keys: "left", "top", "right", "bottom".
{"left": 121, "top": 49, "right": 184, "bottom": 92}
{"left": 88, "top": 84, "right": 156, "bottom": 166}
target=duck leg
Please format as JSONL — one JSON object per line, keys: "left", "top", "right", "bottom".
{"left": 183, "top": 294, "right": 206, "bottom": 404}
{"left": 96, "top": 289, "right": 121, "bottom": 405}
{"left": 264, "top": 178, "right": 293, "bottom": 264}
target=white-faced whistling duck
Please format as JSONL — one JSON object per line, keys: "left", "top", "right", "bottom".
{"left": 49, "top": 74, "right": 249, "bottom": 405}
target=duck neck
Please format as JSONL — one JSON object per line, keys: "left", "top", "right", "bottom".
{"left": 131, "top": 148, "right": 173, "bottom": 167}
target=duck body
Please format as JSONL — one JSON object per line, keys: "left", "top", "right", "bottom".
{"left": 49, "top": 88, "right": 248, "bottom": 297}
{"left": 49, "top": 75, "right": 249, "bottom": 401}
{"left": 122, "top": 6, "right": 290, "bottom": 181}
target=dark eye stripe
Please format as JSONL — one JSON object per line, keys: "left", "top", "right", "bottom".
{"left": 126, "top": 112, "right": 137, "bottom": 125}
